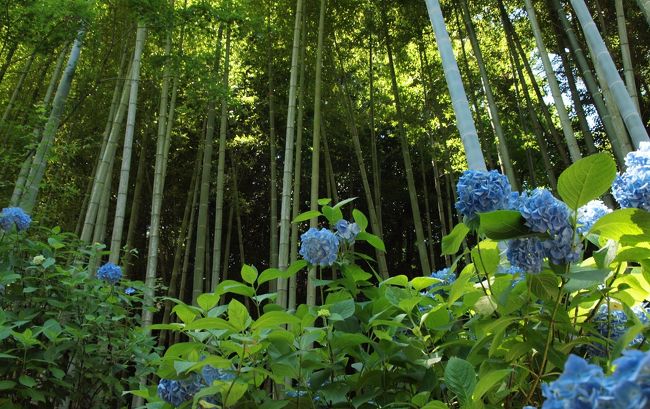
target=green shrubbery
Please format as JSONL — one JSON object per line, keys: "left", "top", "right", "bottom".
{"left": 0, "top": 224, "right": 158, "bottom": 408}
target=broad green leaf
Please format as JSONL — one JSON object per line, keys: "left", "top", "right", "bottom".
{"left": 173, "top": 304, "right": 198, "bottom": 324}
{"left": 352, "top": 209, "right": 368, "bottom": 231}
{"left": 328, "top": 296, "right": 356, "bottom": 321}
{"left": 322, "top": 205, "right": 343, "bottom": 223}
{"left": 292, "top": 210, "right": 321, "bottom": 223}
{"left": 590, "top": 209, "right": 650, "bottom": 245}
{"left": 318, "top": 198, "right": 332, "bottom": 205}
{"left": 342, "top": 264, "right": 372, "bottom": 282}
{"left": 47, "top": 237, "right": 65, "bottom": 249}
{"left": 258, "top": 260, "right": 307, "bottom": 286}
{"left": 333, "top": 197, "right": 357, "bottom": 209}
{"left": 0, "top": 381, "right": 15, "bottom": 390}
{"left": 357, "top": 231, "right": 386, "bottom": 251}
{"left": 19, "top": 375, "right": 36, "bottom": 388}
{"left": 380, "top": 275, "right": 408, "bottom": 287}
{"left": 448, "top": 264, "right": 475, "bottom": 305}
{"left": 421, "top": 401, "right": 448, "bottom": 409}
{"left": 42, "top": 318, "right": 62, "bottom": 341}
{"left": 184, "top": 317, "right": 233, "bottom": 331}
{"left": 472, "top": 368, "right": 512, "bottom": 401}
{"left": 529, "top": 272, "right": 560, "bottom": 300}
{"left": 558, "top": 152, "right": 616, "bottom": 210}
{"left": 197, "top": 293, "right": 220, "bottom": 311}
{"left": 228, "top": 300, "right": 251, "bottom": 331}
{"left": 251, "top": 311, "right": 301, "bottom": 330}
{"left": 410, "top": 276, "right": 439, "bottom": 291}
{"left": 241, "top": 264, "right": 258, "bottom": 285}
{"left": 444, "top": 357, "right": 476, "bottom": 405}
{"left": 471, "top": 239, "right": 500, "bottom": 277}
{"left": 215, "top": 280, "right": 255, "bottom": 297}
{"left": 564, "top": 269, "right": 610, "bottom": 292}
{"left": 223, "top": 381, "right": 248, "bottom": 406}
{"left": 442, "top": 223, "right": 470, "bottom": 255}
{"left": 478, "top": 210, "right": 531, "bottom": 240}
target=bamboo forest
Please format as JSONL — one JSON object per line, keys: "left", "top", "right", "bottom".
{"left": 3, "top": 0, "right": 650, "bottom": 407}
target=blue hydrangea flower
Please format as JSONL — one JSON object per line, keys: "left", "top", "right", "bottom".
{"left": 542, "top": 224, "right": 582, "bottom": 265}
{"left": 508, "top": 191, "right": 528, "bottom": 211}
{"left": 519, "top": 188, "right": 570, "bottom": 234}
{"left": 299, "top": 228, "right": 339, "bottom": 266}
{"left": 507, "top": 238, "right": 544, "bottom": 274}
{"left": 499, "top": 265, "right": 526, "bottom": 286}
{"left": 590, "top": 304, "right": 649, "bottom": 356}
{"left": 430, "top": 267, "right": 456, "bottom": 286}
{"left": 0, "top": 207, "right": 31, "bottom": 232}
{"left": 334, "top": 219, "right": 361, "bottom": 243}
{"left": 540, "top": 354, "right": 606, "bottom": 409}
{"left": 624, "top": 141, "right": 650, "bottom": 168}
{"left": 124, "top": 287, "right": 136, "bottom": 295}
{"left": 202, "top": 365, "right": 235, "bottom": 385}
{"left": 577, "top": 200, "right": 612, "bottom": 235}
{"left": 537, "top": 350, "right": 650, "bottom": 409}
{"left": 613, "top": 142, "right": 650, "bottom": 211}
{"left": 455, "top": 170, "right": 512, "bottom": 219}
{"left": 96, "top": 262, "right": 123, "bottom": 284}
{"left": 157, "top": 375, "right": 203, "bottom": 407}
{"left": 612, "top": 168, "right": 650, "bottom": 211}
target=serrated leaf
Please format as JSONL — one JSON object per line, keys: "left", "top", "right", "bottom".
{"left": 564, "top": 269, "right": 610, "bottom": 292}
{"left": 444, "top": 357, "right": 476, "bottom": 405}
{"left": 558, "top": 152, "right": 616, "bottom": 210}
{"left": 228, "top": 300, "right": 251, "bottom": 331}
{"left": 251, "top": 311, "right": 301, "bottom": 330}
{"left": 442, "top": 223, "right": 470, "bottom": 255}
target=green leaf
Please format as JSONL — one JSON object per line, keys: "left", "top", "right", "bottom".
{"left": 241, "top": 264, "right": 258, "bottom": 285}
{"left": 442, "top": 223, "right": 470, "bottom": 255}
{"left": 42, "top": 318, "right": 62, "bottom": 341}
{"left": 184, "top": 317, "right": 233, "bottom": 331}
{"left": 47, "top": 237, "right": 65, "bottom": 249}
{"left": 173, "top": 304, "right": 198, "bottom": 324}
{"left": 19, "top": 375, "right": 36, "bottom": 388}
{"left": 357, "top": 231, "right": 386, "bottom": 251}
{"left": 564, "top": 269, "right": 610, "bottom": 292}
{"left": 292, "top": 210, "right": 321, "bottom": 223}
{"left": 333, "top": 197, "right": 357, "bottom": 209}
{"left": 472, "top": 369, "right": 512, "bottom": 401}
{"left": 327, "top": 296, "right": 356, "bottom": 321}
{"left": 0, "top": 381, "right": 16, "bottom": 390}
{"left": 318, "top": 198, "right": 332, "bottom": 206}
{"left": 352, "top": 209, "right": 368, "bottom": 231}
{"left": 558, "top": 152, "right": 616, "bottom": 210}
{"left": 223, "top": 381, "right": 249, "bottom": 406}
{"left": 228, "top": 300, "right": 251, "bottom": 331}
{"left": 444, "top": 357, "right": 476, "bottom": 405}
{"left": 421, "top": 401, "right": 448, "bottom": 409}
{"left": 215, "top": 280, "right": 255, "bottom": 297}
{"left": 471, "top": 239, "right": 500, "bottom": 277}
{"left": 251, "top": 311, "right": 301, "bottom": 330}
{"left": 590, "top": 209, "right": 650, "bottom": 245}
{"left": 258, "top": 260, "right": 306, "bottom": 285}
{"left": 529, "top": 272, "right": 560, "bottom": 301}
{"left": 380, "top": 275, "right": 409, "bottom": 287}
{"left": 197, "top": 293, "right": 220, "bottom": 311}
{"left": 478, "top": 210, "right": 531, "bottom": 240}
{"left": 410, "top": 276, "right": 440, "bottom": 291}
{"left": 322, "top": 206, "right": 343, "bottom": 223}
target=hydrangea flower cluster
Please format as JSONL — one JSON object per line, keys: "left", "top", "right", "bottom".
{"left": 335, "top": 219, "right": 360, "bottom": 244}
{"left": 577, "top": 200, "right": 612, "bottom": 235}
{"left": 96, "top": 262, "right": 123, "bottom": 284}
{"left": 513, "top": 188, "right": 582, "bottom": 265}
{"left": 299, "top": 228, "right": 339, "bottom": 266}
{"left": 590, "top": 304, "right": 649, "bottom": 355}
{"left": 423, "top": 268, "right": 457, "bottom": 298}
{"left": 158, "top": 366, "right": 235, "bottom": 407}
{"left": 157, "top": 374, "right": 203, "bottom": 407}
{"left": 531, "top": 350, "right": 650, "bottom": 409}
{"left": 124, "top": 287, "right": 136, "bottom": 295}
{"left": 0, "top": 207, "right": 31, "bottom": 232}
{"left": 518, "top": 189, "right": 570, "bottom": 234}
{"left": 506, "top": 238, "right": 544, "bottom": 274}
{"left": 455, "top": 170, "right": 512, "bottom": 219}
{"left": 500, "top": 265, "right": 526, "bottom": 286}
{"left": 613, "top": 142, "right": 650, "bottom": 211}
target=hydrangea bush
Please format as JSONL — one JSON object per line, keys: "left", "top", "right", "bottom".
{"left": 132, "top": 151, "right": 649, "bottom": 409}
{"left": 0, "top": 219, "right": 158, "bottom": 408}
